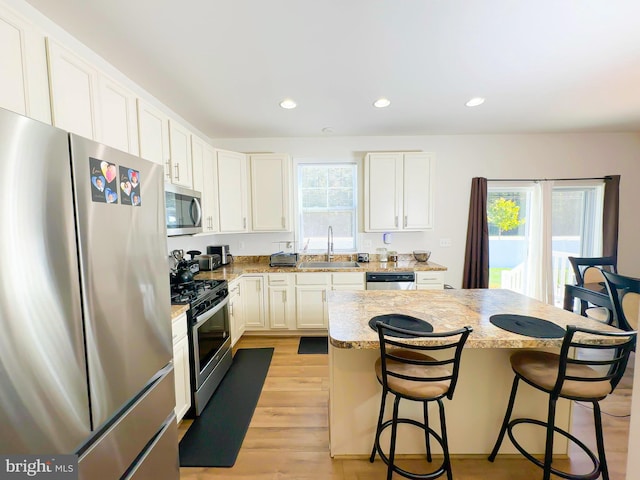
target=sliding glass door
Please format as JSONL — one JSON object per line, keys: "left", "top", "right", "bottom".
{"left": 489, "top": 181, "right": 605, "bottom": 306}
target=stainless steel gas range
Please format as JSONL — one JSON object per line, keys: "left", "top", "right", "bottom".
{"left": 171, "top": 278, "right": 232, "bottom": 416}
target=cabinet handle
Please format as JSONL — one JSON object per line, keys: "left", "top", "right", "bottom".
{"left": 282, "top": 217, "right": 286, "bottom": 228}
{"left": 165, "top": 161, "right": 171, "bottom": 179}
{"left": 243, "top": 217, "right": 247, "bottom": 229}
{"left": 404, "top": 215, "right": 408, "bottom": 228}
{"left": 174, "top": 164, "right": 180, "bottom": 180}
{"left": 283, "top": 291, "right": 287, "bottom": 302}
{"left": 322, "top": 290, "right": 326, "bottom": 302}
{"left": 229, "top": 303, "right": 234, "bottom": 316}
{"left": 395, "top": 215, "right": 398, "bottom": 227}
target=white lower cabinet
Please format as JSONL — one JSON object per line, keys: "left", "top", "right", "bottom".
{"left": 228, "top": 279, "right": 245, "bottom": 346}
{"left": 242, "top": 275, "right": 266, "bottom": 330}
{"left": 171, "top": 312, "right": 191, "bottom": 423}
{"left": 295, "top": 273, "right": 330, "bottom": 329}
{"left": 331, "top": 272, "right": 365, "bottom": 291}
{"left": 415, "top": 271, "right": 445, "bottom": 290}
{"left": 268, "top": 274, "right": 294, "bottom": 329}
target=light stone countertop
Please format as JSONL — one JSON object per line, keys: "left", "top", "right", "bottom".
{"left": 327, "top": 288, "right": 623, "bottom": 349}
{"left": 171, "top": 304, "right": 189, "bottom": 320}
{"left": 194, "top": 256, "right": 446, "bottom": 283}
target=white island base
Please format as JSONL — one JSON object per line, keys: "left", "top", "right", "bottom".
{"left": 329, "top": 345, "right": 571, "bottom": 458}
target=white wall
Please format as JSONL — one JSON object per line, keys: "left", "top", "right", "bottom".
{"left": 169, "top": 133, "right": 640, "bottom": 287}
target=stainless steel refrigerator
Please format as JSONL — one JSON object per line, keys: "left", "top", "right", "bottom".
{"left": 0, "top": 107, "right": 179, "bottom": 479}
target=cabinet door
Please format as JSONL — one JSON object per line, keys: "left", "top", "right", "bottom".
{"left": 193, "top": 139, "right": 219, "bottom": 233}
{"left": 249, "top": 154, "right": 290, "bottom": 231}
{"left": 46, "top": 39, "right": 98, "bottom": 139}
{"left": 228, "top": 282, "right": 244, "bottom": 346}
{"left": 96, "top": 75, "right": 139, "bottom": 155}
{"left": 173, "top": 334, "right": 191, "bottom": 422}
{"left": 295, "top": 286, "right": 328, "bottom": 329}
{"left": 242, "top": 276, "right": 265, "bottom": 329}
{"left": 364, "top": 153, "right": 402, "bottom": 232}
{"left": 217, "top": 150, "right": 248, "bottom": 233}
{"left": 0, "top": 5, "right": 50, "bottom": 122}
{"left": 137, "top": 99, "right": 171, "bottom": 179}
{"left": 268, "top": 286, "right": 291, "bottom": 329}
{"left": 403, "top": 153, "right": 434, "bottom": 230}
{"left": 171, "top": 312, "right": 191, "bottom": 423}
{"left": 168, "top": 121, "right": 193, "bottom": 188}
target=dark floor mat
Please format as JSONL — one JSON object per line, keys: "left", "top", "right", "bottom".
{"left": 298, "top": 336, "right": 328, "bottom": 354}
{"left": 178, "top": 348, "right": 273, "bottom": 467}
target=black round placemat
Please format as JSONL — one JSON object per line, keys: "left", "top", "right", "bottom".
{"left": 369, "top": 314, "right": 434, "bottom": 338}
{"left": 490, "top": 314, "right": 565, "bottom": 338}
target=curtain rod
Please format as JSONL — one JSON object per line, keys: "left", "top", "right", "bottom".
{"left": 486, "top": 176, "right": 612, "bottom": 182}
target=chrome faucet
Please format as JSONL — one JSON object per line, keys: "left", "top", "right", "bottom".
{"left": 327, "top": 226, "right": 334, "bottom": 262}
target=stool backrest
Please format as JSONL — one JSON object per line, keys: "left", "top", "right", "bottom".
{"left": 554, "top": 325, "right": 636, "bottom": 395}
{"left": 376, "top": 323, "right": 472, "bottom": 399}
{"left": 602, "top": 271, "right": 640, "bottom": 331}
{"left": 568, "top": 256, "right": 617, "bottom": 286}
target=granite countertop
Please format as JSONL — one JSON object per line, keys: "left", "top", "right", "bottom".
{"left": 171, "top": 304, "right": 189, "bottom": 320}
{"left": 194, "top": 255, "right": 446, "bottom": 283}
{"left": 327, "top": 288, "right": 623, "bottom": 350}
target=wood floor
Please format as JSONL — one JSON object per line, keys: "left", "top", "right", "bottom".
{"left": 178, "top": 336, "right": 634, "bottom": 480}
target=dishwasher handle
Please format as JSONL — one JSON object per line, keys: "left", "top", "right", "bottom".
{"left": 365, "top": 272, "right": 416, "bottom": 283}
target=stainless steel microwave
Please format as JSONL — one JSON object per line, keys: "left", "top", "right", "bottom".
{"left": 165, "top": 184, "right": 202, "bottom": 236}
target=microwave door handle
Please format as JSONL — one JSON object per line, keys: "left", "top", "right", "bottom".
{"left": 190, "top": 198, "right": 202, "bottom": 226}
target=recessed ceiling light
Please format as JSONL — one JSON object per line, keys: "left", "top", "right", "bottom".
{"left": 280, "top": 99, "right": 297, "bottom": 109}
{"left": 373, "top": 98, "right": 391, "bottom": 108}
{"left": 465, "top": 97, "right": 485, "bottom": 107}
{"left": 322, "top": 127, "right": 334, "bottom": 134}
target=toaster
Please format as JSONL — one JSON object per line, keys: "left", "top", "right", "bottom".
{"left": 270, "top": 252, "right": 299, "bottom": 267}
{"left": 196, "top": 254, "right": 222, "bottom": 271}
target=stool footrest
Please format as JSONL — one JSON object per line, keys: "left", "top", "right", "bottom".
{"left": 507, "top": 418, "right": 601, "bottom": 480}
{"left": 374, "top": 418, "right": 447, "bottom": 480}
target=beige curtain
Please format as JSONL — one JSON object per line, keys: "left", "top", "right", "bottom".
{"left": 462, "top": 177, "right": 489, "bottom": 289}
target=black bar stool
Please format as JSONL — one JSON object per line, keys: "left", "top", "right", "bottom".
{"left": 488, "top": 325, "right": 636, "bottom": 480}
{"left": 369, "top": 322, "right": 472, "bottom": 480}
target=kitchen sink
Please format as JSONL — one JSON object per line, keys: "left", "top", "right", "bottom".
{"left": 298, "top": 261, "right": 361, "bottom": 269}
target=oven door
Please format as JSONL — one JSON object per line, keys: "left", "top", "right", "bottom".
{"left": 191, "top": 296, "right": 230, "bottom": 389}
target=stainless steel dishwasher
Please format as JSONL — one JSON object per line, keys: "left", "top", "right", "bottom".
{"left": 365, "top": 272, "right": 416, "bottom": 290}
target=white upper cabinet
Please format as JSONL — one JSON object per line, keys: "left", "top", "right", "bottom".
{"left": 249, "top": 153, "right": 291, "bottom": 232}
{"left": 137, "top": 99, "right": 171, "bottom": 180}
{"left": 46, "top": 38, "right": 98, "bottom": 139}
{"left": 192, "top": 136, "right": 219, "bottom": 233}
{"left": 168, "top": 120, "right": 193, "bottom": 188}
{"left": 47, "top": 38, "right": 139, "bottom": 156}
{"left": 217, "top": 149, "right": 248, "bottom": 233}
{"left": 364, "top": 152, "right": 434, "bottom": 231}
{"left": 96, "top": 75, "right": 139, "bottom": 155}
{"left": 0, "top": 4, "right": 50, "bottom": 123}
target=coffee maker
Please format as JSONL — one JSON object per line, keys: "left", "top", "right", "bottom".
{"left": 207, "top": 245, "right": 232, "bottom": 265}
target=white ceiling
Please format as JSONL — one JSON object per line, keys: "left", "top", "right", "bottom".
{"left": 24, "top": 0, "right": 640, "bottom": 139}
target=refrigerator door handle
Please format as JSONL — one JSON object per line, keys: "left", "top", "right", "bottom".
{"left": 190, "top": 198, "right": 202, "bottom": 227}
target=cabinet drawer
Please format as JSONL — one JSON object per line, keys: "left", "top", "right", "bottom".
{"left": 171, "top": 313, "right": 188, "bottom": 343}
{"left": 331, "top": 272, "right": 365, "bottom": 286}
{"left": 296, "top": 273, "right": 330, "bottom": 285}
{"left": 269, "top": 273, "right": 292, "bottom": 286}
{"left": 415, "top": 271, "right": 444, "bottom": 284}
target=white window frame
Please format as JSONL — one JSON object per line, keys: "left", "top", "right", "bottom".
{"left": 294, "top": 160, "right": 358, "bottom": 254}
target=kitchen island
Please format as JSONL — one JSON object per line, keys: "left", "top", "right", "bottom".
{"left": 327, "top": 288, "right": 622, "bottom": 458}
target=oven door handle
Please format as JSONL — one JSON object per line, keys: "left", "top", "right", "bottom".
{"left": 193, "top": 295, "right": 229, "bottom": 329}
